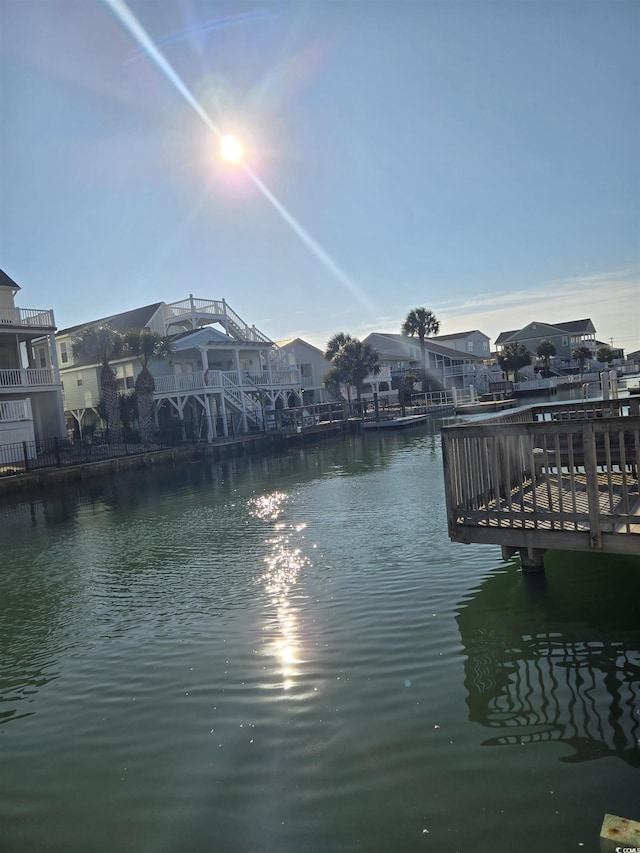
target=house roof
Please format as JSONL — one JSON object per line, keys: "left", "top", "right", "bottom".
{"left": 365, "top": 332, "right": 483, "bottom": 361}
{"left": 496, "top": 318, "right": 595, "bottom": 345}
{"left": 276, "top": 337, "right": 325, "bottom": 356}
{"left": 171, "top": 325, "right": 235, "bottom": 350}
{"left": 0, "top": 269, "right": 22, "bottom": 291}
{"left": 57, "top": 302, "right": 164, "bottom": 336}
{"left": 433, "top": 330, "right": 487, "bottom": 341}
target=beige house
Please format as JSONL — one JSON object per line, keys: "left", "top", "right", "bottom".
{"left": 0, "top": 269, "right": 65, "bottom": 458}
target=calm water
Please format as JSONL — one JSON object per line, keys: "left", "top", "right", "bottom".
{"left": 1, "top": 424, "right": 639, "bottom": 853}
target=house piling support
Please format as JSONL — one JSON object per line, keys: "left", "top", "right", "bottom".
{"left": 501, "top": 544, "right": 546, "bottom": 572}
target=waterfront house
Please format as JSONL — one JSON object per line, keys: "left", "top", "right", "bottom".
{"left": 362, "top": 332, "right": 485, "bottom": 396}
{"left": 0, "top": 269, "right": 65, "bottom": 457}
{"left": 495, "top": 319, "right": 597, "bottom": 361}
{"left": 432, "top": 330, "right": 491, "bottom": 359}
{"left": 57, "top": 296, "right": 308, "bottom": 439}
{"left": 275, "top": 338, "right": 332, "bottom": 405}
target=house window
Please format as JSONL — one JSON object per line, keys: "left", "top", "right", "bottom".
{"left": 38, "top": 348, "right": 47, "bottom": 368}
{"left": 483, "top": 341, "right": 489, "bottom": 352}
{"left": 562, "top": 336, "right": 568, "bottom": 347}
{"left": 60, "top": 342, "right": 68, "bottom": 364}
{"left": 76, "top": 376, "right": 83, "bottom": 387}
{"left": 467, "top": 341, "right": 474, "bottom": 353}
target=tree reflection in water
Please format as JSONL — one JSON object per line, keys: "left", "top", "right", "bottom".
{"left": 456, "top": 550, "right": 640, "bottom": 765}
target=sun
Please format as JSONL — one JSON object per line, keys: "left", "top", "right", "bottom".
{"left": 220, "top": 134, "right": 244, "bottom": 164}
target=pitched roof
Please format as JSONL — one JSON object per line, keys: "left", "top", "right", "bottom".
{"left": 494, "top": 329, "right": 520, "bottom": 345}
{"left": 365, "top": 332, "right": 483, "bottom": 361}
{"left": 433, "top": 330, "right": 487, "bottom": 341}
{"left": 57, "top": 303, "right": 163, "bottom": 336}
{"left": 0, "top": 269, "right": 22, "bottom": 291}
{"left": 551, "top": 319, "right": 594, "bottom": 334}
{"left": 276, "top": 337, "right": 325, "bottom": 355}
{"left": 495, "top": 319, "right": 595, "bottom": 345}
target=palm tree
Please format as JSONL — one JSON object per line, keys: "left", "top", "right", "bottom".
{"left": 596, "top": 345, "right": 613, "bottom": 365}
{"left": 536, "top": 340, "right": 556, "bottom": 378}
{"left": 572, "top": 345, "right": 592, "bottom": 378}
{"left": 324, "top": 334, "right": 381, "bottom": 406}
{"left": 71, "top": 325, "right": 125, "bottom": 443}
{"left": 324, "top": 332, "right": 353, "bottom": 361}
{"left": 497, "top": 341, "right": 531, "bottom": 382}
{"left": 401, "top": 308, "right": 440, "bottom": 393}
{"left": 124, "top": 328, "right": 174, "bottom": 444}
{"left": 323, "top": 363, "right": 350, "bottom": 402}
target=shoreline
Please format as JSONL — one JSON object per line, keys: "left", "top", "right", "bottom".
{"left": 0, "top": 421, "right": 357, "bottom": 500}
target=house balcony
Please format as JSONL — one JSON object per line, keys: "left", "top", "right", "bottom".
{"left": 443, "top": 363, "right": 478, "bottom": 378}
{"left": 163, "top": 297, "right": 273, "bottom": 344}
{"left": 0, "top": 399, "right": 32, "bottom": 424}
{"left": 0, "top": 306, "right": 55, "bottom": 330}
{"left": 0, "top": 367, "right": 59, "bottom": 393}
{"left": 153, "top": 369, "right": 302, "bottom": 398}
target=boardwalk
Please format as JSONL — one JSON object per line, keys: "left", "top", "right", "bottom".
{"left": 441, "top": 398, "right": 640, "bottom": 569}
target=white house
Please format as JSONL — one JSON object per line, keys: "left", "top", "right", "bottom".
{"left": 363, "top": 332, "right": 485, "bottom": 395}
{"left": 57, "top": 295, "right": 312, "bottom": 439}
{"left": 432, "top": 330, "right": 491, "bottom": 359}
{"left": 0, "top": 269, "right": 66, "bottom": 459}
{"left": 275, "top": 338, "right": 332, "bottom": 404}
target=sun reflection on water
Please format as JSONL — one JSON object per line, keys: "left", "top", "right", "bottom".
{"left": 249, "top": 492, "right": 311, "bottom": 691}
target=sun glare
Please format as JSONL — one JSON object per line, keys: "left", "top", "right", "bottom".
{"left": 220, "top": 134, "right": 244, "bottom": 163}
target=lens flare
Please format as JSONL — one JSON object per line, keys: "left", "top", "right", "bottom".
{"left": 102, "top": 0, "right": 377, "bottom": 314}
{"left": 220, "top": 134, "right": 244, "bottom": 163}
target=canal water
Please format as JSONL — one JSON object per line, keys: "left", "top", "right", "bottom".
{"left": 1, "top": 423, "right": 639, "bottom": 853}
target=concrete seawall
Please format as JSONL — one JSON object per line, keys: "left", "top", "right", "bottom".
{"left": 0, "top": 422, "right": 353, "bottom": 499}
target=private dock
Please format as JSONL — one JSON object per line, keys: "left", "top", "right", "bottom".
{"left": 441, "top": 397, "right": 640, "bottom": 570}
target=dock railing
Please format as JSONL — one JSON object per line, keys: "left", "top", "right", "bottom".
{"left": 441, "top": 399, "right": 640, "bottom": 561}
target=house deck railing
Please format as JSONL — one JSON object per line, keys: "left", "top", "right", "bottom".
{"left": 0, "top": 399, "right": 32, "bottom": 423}
{"left": 0, "top": 307, "right": 55, "bottom": 329}
{"left": 441, "top": 399, "right": 640, "bottom": 558}
{"left": 154, "top": 369, "right": 302, "bottom": 396}
{"left": 163, "top": 297, "right": 273, "bottom": 344}
{"left": 0, "top": 367, "right": 58, "bottom": 390}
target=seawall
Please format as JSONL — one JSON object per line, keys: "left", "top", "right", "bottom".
{"left": 0, "top": 422, "right": 354, "bottom": 499}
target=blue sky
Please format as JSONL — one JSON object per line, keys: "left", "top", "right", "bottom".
{"left": 1, "top": 0, "right": 638, "bottom": 352}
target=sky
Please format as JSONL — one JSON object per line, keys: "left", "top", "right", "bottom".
{"left": 1, "top": 0, "right": 638, "bottom": 353}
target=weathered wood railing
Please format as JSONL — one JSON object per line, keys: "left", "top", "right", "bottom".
{"left": 441, "top": 400, "right": 640, "bottom": 567}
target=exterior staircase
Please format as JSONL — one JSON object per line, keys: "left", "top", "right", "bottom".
{"left": 163, "top": 296, "right": 273, "bottom": 344}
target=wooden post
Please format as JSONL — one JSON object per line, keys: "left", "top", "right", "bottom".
{"left": 583, "top": 423, "right": 602, "bottom": 549}
{"left": 518, "top": 547, "right": 546, "bottom": 572}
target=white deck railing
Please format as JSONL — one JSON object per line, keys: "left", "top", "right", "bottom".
{"left": 0, "top": 307, "right": 55, "bottom": 328}
{"left": 0, "top": 367, "right": 57, "bottom": 388}
{"left": 442, "top": 400, "right": 640, "bottom": 558}
{"left": 162, "top": 296, "right": 273, "bottom": 344}
{"left": 154, "top": 369, "right": 302, "bottom": 395}
{"left": 0, "top": 399, "right": 32, "bottom": 422}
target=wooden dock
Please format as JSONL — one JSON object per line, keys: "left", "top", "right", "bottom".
{"left": 441, "top": 398, "right": 640, "bottom": 569}
{"left": 361, "top": 413, "right": 432, "bottom": 430}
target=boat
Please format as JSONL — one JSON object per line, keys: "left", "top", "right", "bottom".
{"left": 360, "top": 414, "right": 432, "bottom": 430}
{"left": 454, "top": 398, "right": 518, "bottom": 415}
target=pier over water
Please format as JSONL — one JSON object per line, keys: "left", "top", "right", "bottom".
{"left": 442, "top": 397, "right": 640, "bottom": 569}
